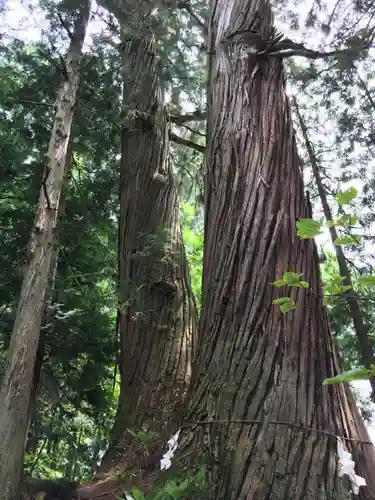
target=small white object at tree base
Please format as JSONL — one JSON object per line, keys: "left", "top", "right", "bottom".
{"left": 337, "top": 437, "right": 366, "bottom": 495}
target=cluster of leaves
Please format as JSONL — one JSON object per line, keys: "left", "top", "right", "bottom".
{"left": 272, "top": 185, "right": 375, "bottom": 388}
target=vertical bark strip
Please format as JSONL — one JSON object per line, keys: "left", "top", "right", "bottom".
{"left": 175, "top": 0, "right": 375, "bottom": 498}
{"left": 99, "top": 32, "right": 198, "bottom": 475}
{"left": 294, "top": 98, "right": 375, "bottom": 401}
{"left": 0, "top": 4, "right": 90, "bottom": 498}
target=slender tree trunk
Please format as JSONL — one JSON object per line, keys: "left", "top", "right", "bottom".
{"left": 25, "top": 142, "right": 73, "bottom": 457}
{"left": 0, "top": 4, "right": 90, "bottom": 498}
{"left": 98, "top": 29, "right": 198, "bottom": 479}
{"left": 294, "top": 97, "right": 375, "bottom": 402}
{"left": 173, "top": 0, "right": 375, "bottom": 498}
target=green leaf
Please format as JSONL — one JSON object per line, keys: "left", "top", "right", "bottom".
{"left": 280, "top": 300, "right": 296, "bottom": 313}
{"left": 335, "top": 186, "right": 358, "bottom": 205}
{"left": 272, "top": 297, "right": 291, "bottom": 304}
{"left": 323, "top": 368, "right": 371, "bottom": 385}
{"left": 327, "top": 215, "right": 360, "bottom": 227}
{"left": 298, "top": 281, "right": 309, "bottom": 288}
{"left": 334, "top": 234, "right": 361, "bottom": 245}
{"left": 296, "top": 219, "right": 322, "bottom": 239}
{"left": 283, "top": 271, "right": 302, "bottom": 285}
{"left": 131, "top": 487, "right": 146, "bottom": 500}
{"left": 272, "top": 279, "right": 286, "bottom": 288}
{"left": 358, "top": 275, "right": 375, "bottom": 287}
{"left": 164, "top": 480, "right": 179, "bottom": 496}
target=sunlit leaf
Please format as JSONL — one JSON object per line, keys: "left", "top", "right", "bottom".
{"left": 334, "top": 235, "right": 361, "bottom": 245}
{"left": 327, "top": 215, "right": 360, "bottom": 227}
{"left": 130, "top": 488, "right": 145, "bottom": 500}
{"left": 358, "top": 275, "right": 375, "bottom": 287}
{"left": 272, "top": 297, "right": 291, "bottom": 304}
{"left": 283, "top": 271, "right": 302, "bottom": 285}
{"left": 272, "top": 279, "right": 286, "bottom": 288}
{"left": 323, "top": 367, "right": 372, "bottom": 385}
{"left": 298, "top": 281, "right": 309, "bottom": 288}
{"left": 335, "top": 186, "right": 358, "bottom": 205}
{"left": 296, "top": 219, "right": 322, "bottom": 239}
{"left": 280, "top": 300, "right": 296, "bottom": 313}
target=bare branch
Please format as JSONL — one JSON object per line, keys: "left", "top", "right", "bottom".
{"left": 170, "top": 132, "right": 205, "bottom": 153}
{"left": 268, "top": 43, "right": 372, "bottom": 60}
{"left": 5, "top": 98, "right": 54, "bottom": 108}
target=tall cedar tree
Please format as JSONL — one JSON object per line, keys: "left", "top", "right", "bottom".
{"left": 0, "top": 3, "right": 90, "bottom": 497}
{"left": 172, "top": 0, "right": 375, "bottom": 498}
{"left": 98, "top": 28, "right": 198, "bottom": 477}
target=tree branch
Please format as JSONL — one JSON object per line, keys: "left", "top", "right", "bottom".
{"left": 170, "top": 110, "right": 206, "bottom": 124}
{"left": 268, "top": 43, "right": 372, "bottom": 60}
{"left": 170, "top": 132, "right": 205, "bottom": 153}
{"left": 6, "top": 98, "right": 54, "bottom": 108}
{"left": 177, "top": 0, "right": 207, "bottom": 34}
{"left": 56, "top": 12, "right": 74, "bottom": 40}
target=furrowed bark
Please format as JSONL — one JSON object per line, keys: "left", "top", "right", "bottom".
{"left": 0, "top": 4, "right": 90, "bottom": 498}
{"left": 172, "top": 0, "right": 375, "bottom": 498}
{"left": 294, "top": 97, "right": 375, "bottom": 402}
{"left": 98, "top": 31, "right": 198, "bottom": 477}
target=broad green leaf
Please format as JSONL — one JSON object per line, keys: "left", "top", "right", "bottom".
{"left": 334, "top": 234, "right": 361, "bottom": 245}
{"left": 296, "top": 219, "right": 322, "bottom": 239}
{"left": 324, "top": 282, "right": 352, "bottom": 295}
{"left": 272, "top": 279, "right": 286, "bottom": 288}
{"left": 358, "top": 275, "right": 375, "bottom": 287}
{"left": 280, "top": 300, "right": 296, "bottom": 313}
{"left": 323, "top": 368, "right": 371, "bottom": 385}
{"left": 327, "top": 215, "right": 360, "bottom": 227}
{"left": 272, "top": 297, "right": 291, "bottom": 304}
{"left": 283, "top": 271, "right": 302, "bottom": 285}
{"left": 335, "top": 186, "right": 358, "bottom": 205}
{"left": 298, "top": 281, "right": 309, "bottom": 288}
{"left": 131, "top": 487, "right": 145, "bottom": 500}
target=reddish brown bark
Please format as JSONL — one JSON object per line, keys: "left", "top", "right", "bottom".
{"left": 172, "top": 0, "right": 375, "bottom": 498}
{"left": 98, "top": 32, "right": 198, "bottom": 475}
{"left": 0, "top": 4, "right": 90, "bottom": 498}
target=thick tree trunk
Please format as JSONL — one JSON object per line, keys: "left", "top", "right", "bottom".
{"left": 173, "top": 0, "right": 375, "bottom": 498}
{"left": 294, "top": 98, "right": 375, "bottom": 402}
{"left": 0, "top": 5, "right": 90, "bottom": 498}
{"left": 98, "top": 32, "right": 198, "bottom": 476}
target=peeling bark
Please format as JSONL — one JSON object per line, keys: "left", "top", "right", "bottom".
{"left": 173, "top": 0, "right": 375, "bottom": 498}
{"left": 98, "top": 32, "right": 198, "bottom": 476}
{"left": 0, "top": 4, "right": 90, "bottom": 498}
